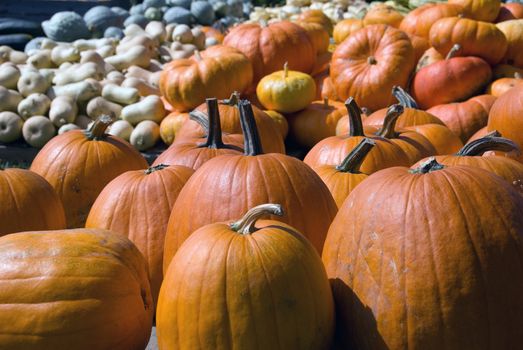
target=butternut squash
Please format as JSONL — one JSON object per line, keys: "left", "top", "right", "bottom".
{"left": 0, "top": 111, "right": 23, "bottom": 143}
{"left": 121, "top": 77, "right": 160, "bottom": 96}
{"left": 17, "top": 71, "right": 49, "bottom": 97}
{"left": 117, "top": 35, "right": 156, "bottom": 55}
{"left": 53, "top": 62, "right": 104, "bottom": 85}
{"left": 120, "top": 95, "right": 165, "bottom": 125}
{"left": 48, "top": 79, "right": 101, "bottom": 103}
{"left": 0, "top": 86, "right": 22, "bottom": 112}
{"left": 17, "top": 93, "right": 51, "bottom": 120}
{"left": 108, "top": 119, "right": 133, "bottom": 141}
{"left": 105, "top": 45, "right": 152, "bottom": 70}
{"left": 51, "top": 45, "right": 80, "bottom": 65}
{"left": 0, "top": 62, "right": 20, "bottom": 89}
{"left": 49, "top": 95, "right": 78, "bottom": 127}
{"left": 40, "top": 38, "right": 57, "bottom": 50}
{"left": 130, "top": 120, "right": 160, "bottom": 151}
{"left": 80, "top": 50, "right": 114, "bottom": 74}
{"left": 22, "top": 115, "right": 56, "bottom": 148}
{"left": 86, "top": 96, "right": 122, "bottom": 119}
{"left": 96, "top": 45, "right": 115, "bottom": 58}
{"left": 58, "top": 123, "right": 81, "bottom": 134}
{"left": 146, "top": 21, "right": 167, "bottom": 43}
{"left": 74, "top": 114, "right": 92, "bottom": 129}
{"left": 102, "top": 84, "right": 139, "bottom": 105}
{"left": 27, "top": 50, "right": 53, "bottom": 69}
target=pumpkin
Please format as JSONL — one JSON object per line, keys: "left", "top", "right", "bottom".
{"left": 429, "top": 17, "right": 508, "bottom": 65}
{"left": 330, "top": 24, "right": 416, "bottom": 111}
{"left": 314, "top": 71, "right": 338, "bottom": 101}
{"left": 496, "top": 20, "right": 523, "bottom": 68}
{"left": 333, "top": 18, "right": 364, "bottom": 44}
{"left": 469, "top": 126, "right": 488, "bottom": 142}
{"left": 30, "top": 116, "right": 148, "bottom": 228}
{"left": 311, "top": 51, "right": 332, "bottom": 76}
{"left": 415, "top": 47, "right": 444, "bottom": 72}
{"left": 162, "top": 100, "right": 337, "bottom": 271}
{"left": 223, "top": 21, "right": 315, "bottom": 89}
{"left": 264, "top": 110, "right": 288, "bottom": 138}
{"left": 0, "top": 228, "right": 153, "bottom": 349}
{"left": 407, "top": 33, "right": 431, "bottom": 63}
{"left": 449, "top": 0, "right": 500, "bottom": 22}
{"left": 297, "top": 9, "right": 334, "bottom": 35}
{"left": 323, "top": 158, "right": 523, "bottom": 349}
{"left": 288, "top": 98, "right": 347, "bottom": 148}
{"left": 256, "top": 63, "right": 316, "bottom": 114}
{"left": 427, "top": 94, "right": 497, "bottom": 142}
{"left": 363, "top": 5, "right": 404, "bottom": 28}
{"left": 160, "top": 45, "right": 253, "bottom": 112}
{"left": 0, "top": 167, "right": 66, "bottom": 236}
{"left": 312, "top": 138, "right": 375, "bottom": 208}
{"left": 411, "top": 44, "right": 492, "bottom": 109}
{"left": 159, "top": 111, "right": 189, "bottom": 145}
{"left": 201, "top": 26, "right": 224, "bottom": 43}
{"left": 297, "top": 21, "right": 329, "bottom": 56}
{"left": 405, "top": 123, "right": 464, "bottom": 155}
{"left": 153, "top": 98, "right": 243, "bottom": 169}
{"left": 495, "top": 3, "right": 523, "bottom": 22}
{"left": 487, "top": 84, "right": 523, "bottom": 162}
{"left": 157, "top": 204, "right": 335, "bottom": 349}
{"left": 304, "top": 98, "right": 410, "bottom": 173}
{"left": 487, "top": 74, "right": 523, "bottom": 97}
{"left": 86, "top": 164, "right": 194, "bottom": 308}
{"left": 399, "top": 3, "right": 465, "bottom": 39}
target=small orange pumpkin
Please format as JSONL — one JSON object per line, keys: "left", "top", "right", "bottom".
{"left": 496, "top": 19, "right": 523, "bottom": 68}
{"left": 406, "top": 123, "right": 464, "bottom": 155}
{"left": 159, "top": 111, "right": 189, "bottom": 146}
{"left": 400, "top": 3, "right": 465, "bottom": 38}
{"left": 333, "top": 18, "right": 364, "bottom": 44}
{"left": 487, "top": 74, "right": 523, "bottom": 97}
{"left": 449, "top": 0, "right": 501, "bottom": 22}
{"left": 297, "top": 9, "right": 334, "bottom": 35}
{"left": 363, "top": 5, "right": 404, "bottom": 28}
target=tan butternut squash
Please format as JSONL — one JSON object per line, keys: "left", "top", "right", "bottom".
{"left": 51, "top": 45, "right": 80, "bottom": 65}
{"left": 121, "top": 77, "right": 160, "bottom": 96}
{"left": 86, "top": 96, "right": 122, "bottom": 119}
{"left": 146, "top": 21, "right": 167, "bottom": 43}
{"left": 22, "top": 115, "right": 56, "bottom": 148}
{"left": 105, "top": 45, "right": 151, "bottom": 70}
{"left": 0, "top": 111, "right": 23, "bottom": 143}
{"left": 74, "top": 114, "right": 92, "bottom": 129}
{"left": 48, "top": 79, "right": 101, "bottom": 103}
{"left": 108, "top": 119, "right": 133, "bottom": 141}
{"left": 53, "top": 62, "right": 104, "bottom": 86}
{"left": 27, "top": 50, "right": 53, "bottom": 69}
{"left": 0, "top": 63, "right": 20, "bottom": 89}
{"left": 17, "top": 93, "right": 51, "bottom": 120}
{"left": 102, "top": 84, "right": 139, "bottom": 105}
{"left": 120, "top": 95, "right": 165, "bottom": 125}
{"left": 17, "top": 70, "right": 49, "bottom": 96}
{"left": 58, "top": 123, "right": 81, "bottom": 134}
{"left": 104, "top": 70, "right": 125, "bottom": 85}
{"left": 0, "top": 86, "right": 22, "bottom": 112}
{"left": 96, "top": 45, "right": 115, "bottom": 58}
{"left": 49, "top": 95, "right": 78, "bottom": 127}
{"left": 130, "top": 120, "right": 160, "bottom": 151}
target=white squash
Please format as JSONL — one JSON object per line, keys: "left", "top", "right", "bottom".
{"left": 147, "top": 59, "right": 163, "bottom": 72}
{"left": 0, "top": 86, "right": 22, "bottom": 112}
{"left": 130, "top": 120, "right": 160, "bottom": 151}
{"left": 96, "top": 45, "right": 115, "bottom": 58}
{"left": 17, "top": 93, "right": 51, "bottom": 120}
{"left": 74, "top": 114, "right": 92, "bottom": 129}
{"left": 49, "top": 95, "right": 78, "bottom": 127}
{"left": 146, "top": 21, "right": 167, "bottom": 43}
{"left": 0, "top": 111, "right": 23, "bottom": 143}
{"left": 22, "top": 116, "right": 56, "bottom": 148}
{"left": 121, "top": 95, "right": 165, "bottom": 125}
{"left": 123, "top": 24, "right": 148, "bottom": 38}
{"left": 51, "top": 45, "right": 80, "bottom": 65}
{"left": 58, "top": 123, "right": 81, "bottom": 134}
{"left": 40, "top": 38, "right": 58, "bottom": 50}
{"left": 165, "top": 23, "right": 176, "bottom": 40}
{"left": 53, "top": 62, "right": 104, "bottom": 85}
{"left": 5, "top": 49, "right": 27, "bottom": 65}
{"left": 74, "top": 38, "right": 116, "bottom": 51}
{"left": 191, "top": 27, "right": 206, "bottom": 50}
{"left": 27, "top": 50, "right": 54, "bottom": 69}
{"left": 102, "top": 84, "right": 139, "bottom": 105}
{"left": 117, "top": 35, "right": 156, "bottom": 55}
{"left": 38, "top": 68, "right": 56, "bottom": 85}
{"left": 108, "top": 119, "right": 133, "bottom": 141}
{"left": 172, "top": 24, "right": 193, "bottom": 43}
{"left": 80, "top": 50, "right": 113, "bottom": 74}
{"left": 105, "top": 45, "right": 152, "bottom": 70}
{"left": 121, "top": 77, "right": 160, "bottom": 96}
{"left": 104, "top": 70, "right": 126, "bottom": 85}
{"left": 86, "top": 96, "right": 123, "bottom": 119}
{"left": 48, "top": 79, "right": 101, "bottom": 103}
{"left": 0, "top": 63, "right": 20, "bottom": 89}
{"left": 126, "top": 65, "right": 154, "bottom": 81}
{"left": 17, "top": 70, "right": 49, "bottom": 97}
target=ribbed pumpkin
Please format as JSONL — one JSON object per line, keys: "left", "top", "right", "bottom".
{"left": 297, "top": 21, "right": 330, "bottom": 56}
{"left": 297, "top": 9, "right": 334, "bottom": 35}
{"left": 86, "top": 164, "right": 194, "bottom": 307}
{"left": 330, "top": 24, "right": 416, "bottom": 111}
{"left": 469, "top": 126, "right": 488, "bottom": 142}
{"left": 153, "top": 99, "right": 243, "bottom": 169}
{"left": 289, "top": 98, "right": 348, "bottom": 148}
{"left": 449, "top": 0, "right": 500, "bottom": 22}
{"left": 427, "top": 94, "right": 497, "bottom": 142}
{"left": 323, "top": 158, "right": 523, "bottom": 349}
{"left": 415, "top": 47, "right": 445, "bottom": 71}
{"left": 162, "top": 100, "right": 337, "bottom": 271}
{"left": 363, "top": 5, "right": 404, "bottom": 28}
{"left": 0, "top": 167, "right": 66, "bottom": 236}
{"left": 495, "top": 3, "right": 523, "bottom": 22}
{"left": 264, "top": 110, "right": 288, "bottom": 138}
{"left": 159, "top": 111, "right": 189, "bottom": 146}
{"left": 399, "top": 3, "right": 465, "bottom": 39}
{"left": 487, "top": 74, "right": 523, "bottom": 97}
{"left": 333, "top": 18, "right": 364, "bottom": 44}
{"left": 160, "top": 45, "right": 253, "bottom": 111}
{"left": 30, "top": 116, "right": 148, "bottom": 228}
{"left": 157, "top": 204, "right": 335, "bottom": 349}
{"left": 315, "top": 71, "right": 339, "bottom": 101}
{"left": 223, "top": 21, "right": 315, "bottom": 89}
{"left": 429, "top": 17, "right": 508, "bottom": 65}
{"left": 0, "top": 228, "right": 153, "bottom": 349}
{"left": 304, "top": 98, "right": 410, "bottom": 172}
{"left": 313, "top": 138, "right": 375, "bottom": 208}
{"left": 407, "top": 33, "right": 431, "bottom": 63}
{"left": 405, "top": 123, "right": 464, "bottom": 155}
{"left": 496, "top": 19, "right": 523, "bottom": 68}
{"left": 411, "top": 45, "right": 492, "bottom": 109}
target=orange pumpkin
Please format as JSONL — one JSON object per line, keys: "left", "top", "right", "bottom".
{"left": 487, "top": 74, "right": 523, "bottom": 96}
{"left": 223, "top": 21, "right": 315, "bottom": 89}
{"left": 496, "top": 20, "right": 523, "bottom": 68}
{"left": 159, "top": 111, "right": 189, "bottom": 145}
{"left": 429, "top": 17, "right": 508, "bottom": 65}
{"left": 0, "top": 167, "right": 66, "bottom": 236}
{"left": 0, "top": 228, "right": 153, "bottom": 349}
{"left": 331, "top": 24, "right": 416, "bottom": 111}
{"left": 407, "top": 33, "right": 431, "bottom": 63}
{"left": 201, "top": 26, "right": 224, "bottom": 43}
{"left": 363, "top": 5, "right": 404, "bottom": 28}
{"left": 314, "top": 71, "right": 339, "bottom": 101}
{"left": 400, "top": 3, "right": 465, "bottom": 38}
{"left": 406, "top": 123, "right": 464, "bottom": 155}
{"left": 415, "top": 47, "right": 445, "bottom": 72}
{"left": 333, "top": 18, "right": 364, "bottom": 44}
{"left": 297, "top": 9, "right": 334, "bottom": 35}
{"left": 449, "top": 0, "right": 501, "bottom": 22}
{"left": 297, "top": 21, "right": 330, "bottom": 56}
{"left": 495, "top": 3, "right": 523, "bottom": 22}
{"left": 30, "top": 116, "right": 148, "bottom": 228}
{"left": 469, "top": 126, "right": 488, "bottom": 142}
{"left": 157, "top": 204, "right": 335, "bottom": 349}
{"left": 160, "top": 45, "right": 253, "bottom": 112}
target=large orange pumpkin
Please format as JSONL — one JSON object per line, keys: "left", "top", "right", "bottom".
{"left": 496, "top": 19, "right": 523, "bottom": 68}
{"left": 407, "top": 33, "right": 431, "bottom": 63}
{"left": 487, "top": 74, "right": 523, "bottom": 97}
{"left": 30, "top": 116, "right": 148, "bottom": 228}
{"left": 333, "top": 18, "right": 364, "bottom": 44}
{"left": 429, "top": 17, "right": 508, "bottom": 65}
{"left": 323, "top": 158, "right": 523, "bottom": 349}
{"left": 0, "top": 228, "right": 153, "bottom": 349}
{"left": 363, "top": 5, "right": 404, "bottom": 28}
{"left": 86, "top": 164, "right": 194, "bottom": 307}
{"left": 160, "top": 45, "right": 253, "bottom": 112}
{"left": 162, "top": 100, "right": 337, "bottom": 271}
{"left": 0, "top": 167, "right": 66, "bottom": 236}
{"left": 223, "top": 21, "right": 315, "bottom": 89}
{"left": 330, "top": 24, "right": 416, "bottom": 111}
{"left": 400, "top": 3, "right": 465, "bottom": 38}
{"left": 297, "top": 9, "right": 334, "bottom": 35}
{"left": 449, "top": 0, "right": 501, "bottom": 22}
{"left": 297, "top": 21, "right": 330, "bottom": 56}
{"left": 157, "top": 204, "right": 335, "bottom": 349}
{"left": 406, "top": 123, "right": 464, "bottom": 155}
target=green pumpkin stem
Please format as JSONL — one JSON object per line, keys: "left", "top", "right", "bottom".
{"left": 411, "top": 157, "right": 445, "bottom": 174}
{"left": 345, "top": 97, "right": 365, "bottom": 137}
{"left": 446, "top": 44, "right": 461, "bottom": 60}
{"left": 230, "top": 203, "right": 284, "bottom": 234}
{"left": 377, "top": 104, "right": 404, "bottom": 139}
{"left": 456, "top": 132, "right": 521, "bottom": 156}
{"left": 145, "top": 164, "right": 168, "bottom": 174}
{"left": 392, "top": 86, "right": 418, "bottom": 109}
{"left": 85, "top": 115, "right": 113, "bottom": 140}
{"left": 336, "top": 138, "right": 376, "bottom": 173}
{"left": 239, "top": 99, "right": 264, "bottom": 156}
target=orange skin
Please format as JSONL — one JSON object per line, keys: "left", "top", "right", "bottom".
{"left": 469, "top": 125, "right": 488, "bottom": 142}
{"left": 158, "top": 213, "right": 334, "bottom": 350}
{"left": 30, "top": 120, "right": 148, "bottom": 228}
{"left": 449, "top": 0, "right": 501, "bottom": 22}
{"left": 363, "top": 5, "right": 404, "bottom": 28}
{"left": 411, "top": 56, "right": 492, "bottom": 109}
{"left": 487, "top": 77, "right": 523, "bottom": 97}
{"left": 407, "top": 33, "right": 431, "bottom": 63}
{"left": 427, "top": 94, "right": 497, "bottom": 142}
{"left": 406, "top": 123, "right": 464, "bottom": 155}
{"left": 323, "top": 163, "right": 523, "bottom": 349}
{"left": 365, "top": 108, "right": 444, "bottom": 128}
{"left": 400, "top": 3, "right": 464, "bottom": 38}
{"left": 333, "top": 18, "right": 364, "bottom": 44}
{"left": 493, "top": 64, "right": 523, "bottom": 79}
{"left": 0, "top": 168, "right": 66, "bottom": 236}
{"left": 416, "top": 47, "right": 445, "bottom": 71}
{"left": 314, "top": 71, "right": 338, "bottom": 101}
{"left": 297, "top": 9, "right": 334, "bottom": 35}
{"left": 86, "top": 165, "right": 194, "bottom": 309}
{"left": 0, "top": 229, "right": 153, "bottom": 350}
{"left": 160, "top": 45, "right": 253, "bottom": 111}
{"left": 297, "top": 21, "right": 329, "bottom": 55}
{"left": 495, "top": 3, "right": 523, "bottom": 22}
{"left": 335, "top": 110, "right": 370, "bottom": 136}
{"left": 223, "top": 21, "right": 315, "bottom": 89}
{"left": 159, "top": 111, "right": 189, "bottom": 145}
{"left": 430, "top": 17, "right": 508, "bottom": 65}
{"left": 331, "top": 24, "right": 416, "bottom": 111}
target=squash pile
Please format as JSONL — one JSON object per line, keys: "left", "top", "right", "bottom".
{"left": 2, "top": 0, "right": 523, "bottom": 349}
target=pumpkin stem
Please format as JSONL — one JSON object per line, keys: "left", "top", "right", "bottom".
{"left": 221, "top": 91, "right": 240, "bottom": 106}
{"left": 84, "top": 115, "right": 113, "bottom": 140}
{"left": 336, "top": 138, "right": 376, "bottom": 173}
{"left": 345, "top": 97, "right": 365, "bottom": 137}
{"left": 367, "top": 56, "right": 377, "bottom": 65}
{"left": 239, "top": 99, "right": 264, "bottom": 156}
{"left": 283, "top": 62, "right": 289, "bottom": 78}
{"left": 189, "top": 110, "right": 210, "bottom": 133}
{"left": 199, "top": 98, "right": 226, "bottom": 149}
{"left": 446, "top": 44, "right": 461, "bottom": 60}
{"left": 230, "top": 203, "right": 284, "bottom": 235}
{"left": 515, "top": 72, "right": 522, "bottom": 80}
{"left": 145, "top": 164, "right": 168, "bottom": 174}
{"left": 194, "top": 50, "right": 202, "bottom": 61}
{"left": 392, "top": 86, "right": 418, "bottom": 109}
{"left": 411, "top": 157, "right": 446, "bottom": 174}
{"left": 323, "top": 97, "right": 329, "bottom": 108}
{"left": 456, "top": 133, "right": 521, "bottom": 156}
{"left": 377, "top": 104, "right": 404, "bottom": 139}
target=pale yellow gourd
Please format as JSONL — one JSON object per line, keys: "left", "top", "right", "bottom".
{"left": 121, "top": 95, "right": 166, "bottom": 125}
{"left": 48, "top": 79, "right": 101, "bottom": 103}
{"left": 0, "top": 86, "right": 22, "bottom": 112}
{"left": 104, "top": 70, "right": 125, "bottom": 85}
{"left": 40, "top": 38, "right": 58, "bottom": 50}
{"left": 53, "top": 62, "right": 104, "bottom": 86}
{"left": 96, "top": 45, "right": 115, "bottom": 58}
{"left": 51, "top": 45, "right": 80, "bottom": 65}
{"left": 49, "top": 95, "right": 78, "bottom": 127}
{"left": 39, "top": 69, "right": 56, "bottom": 85}
{"left": 126, "top": 66, "right": 155, "bottom": 83}
{"left": 105, "top": 45, "right": 151, "bottom": 70}
{"left": 146, "top": 21, "right": 167, "bottom": 43}
{"left": 102, "top": 84, "right": 139, "bottom": 105}
{"left": 22, "top": 115, "right": 56, "bottom": 148}
{"left": 108, "top": 119, "right": 133, "bottom": 141}
{"left": 0, "top": 46, "right": 27, "bottom": 64}
{"left": 80, "top": 50, "right": 114, "bottom": 74}
{"left": 27, "top": 50, "right": 53, "bottom": 69}
{"left": 0, "top": 63, "right": 20, "bottom": 89}
{"left": 73, "top": 38, "right": 116, "bottom": 51}
{"left": 17, "top": 93, "right": 51, "bottom": 120}
{"left": 0, "top": 111, "right": 23, "bottom": 143}
{"left": 130, "top": 120, "right": 160, "bottom": 151}
{"left": 58, "top": 123, "right": 81, "bottom": 134}
{"left": 124, "top": 24, "right": 148, "bottom": 38}
{"left": 17, "top": 70, "right": 49, "bottom": 97}
{"left": 86, "top": 96, "right": 122, "bottom": 119}
{"left": 121, "top": 77, "right": 160, "bottom": 96}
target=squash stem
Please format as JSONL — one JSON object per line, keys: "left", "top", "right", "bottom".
{"left": 336, "top": 138, "right": 376, "bottom": 173}
{"left": 446, "top": 44, "right": 461, "bottom": 60}
{"left": 239, "top": 99, "right": 264, "bottom": 156}
{"left": 456, "top": 132, "right": 521, "bottom": 156}
{"left": 345, "top": 98, "right": 365, "bottom": 137}
{"left": 84, "top": 115, "right": 112, "bottom": 140}
{"left": 230, "top": 204, "right": 284, "bottom": 235}
{"left": 221, "top": 91, "right": 240, "bottom": 106}
{"left": 392, "top": 86, "right": 418, "bottom": 109}
{"left": 145, "top": 164, "right": 168, "bottom": 174}
{"left": 411, "top": 157, "right": 445, "bottom": 174}
{"left": 283, "top": 62, "right": 289, "bottom": 79}
{"left": 200, "top": 98, "right": 226, "bottom": 149}
{"left": 377, "top": 104, "right": 404, "bottom": 139}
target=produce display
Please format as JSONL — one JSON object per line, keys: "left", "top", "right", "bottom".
{"left": 2, "top": 0, "right": 523, "bottom": 348}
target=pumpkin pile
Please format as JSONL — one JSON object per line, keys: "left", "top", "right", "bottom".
{"left": 2, "top": 0, "right": 523, "bottom": 348}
